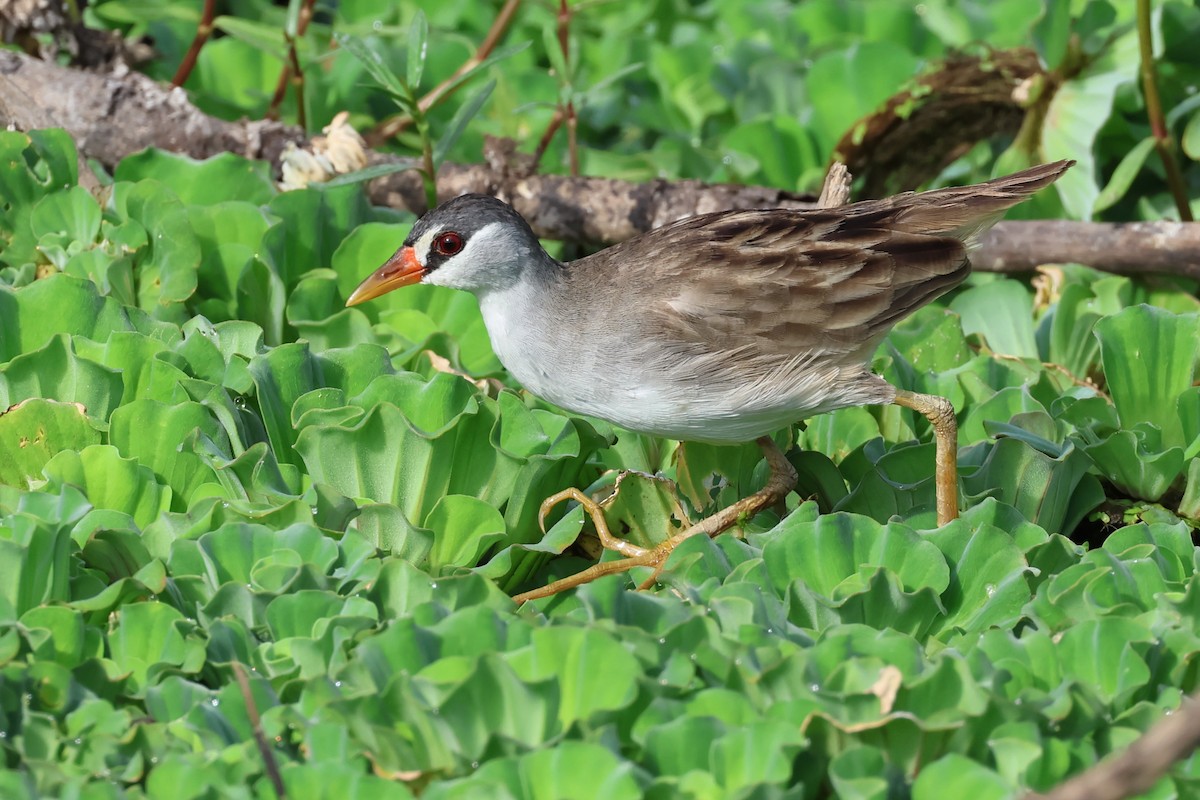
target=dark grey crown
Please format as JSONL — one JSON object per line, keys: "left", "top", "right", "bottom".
{"left": 404, "top": 193, "right": 539, "bottom": 249}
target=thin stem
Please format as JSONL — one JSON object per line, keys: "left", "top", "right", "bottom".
{"left": 417, "top": 112, "right": 438, "bottom": 210}
{"left": 558, "top": 0, "right": 578, "bottom": 176}
{"left": 367, "top": 0, "right": 523, "bottom": 145}
{"left": 267, "top": 0, "right": 317, "bottom": 121}
{"left": 1137, "top": 0, "right": 1193, "bottom": 221}
{"left": 171, "top": 0, "right": 217, "bottom": 88}
{"left": 567, "top": 100, "right": 579, "bottom": 176}
{"left": 531, "top": 106, "right": 565, "bottom": 168}
{"left": 287, "top": 34, "right": 307, "bottom": 129}
{"left": 534, "top": 1, "right": 579, "bottom": 174}
{"left": 231, "top": 662, "right": 286, "bottom": 799}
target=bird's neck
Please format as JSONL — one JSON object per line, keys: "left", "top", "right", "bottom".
{"left": 475, "top": 269, "right": 565, "bottom": 391}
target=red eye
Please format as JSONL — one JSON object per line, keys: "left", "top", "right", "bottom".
{"left": 433, "top": 231, "right": 464, "bottom": 256}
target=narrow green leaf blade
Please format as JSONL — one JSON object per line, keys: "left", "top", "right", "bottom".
{"left": 406, "top": 10, "right": 428, "bottom": 90}
{"left": 433, "top": 80, "right": 495, "bottom": 167}
{"left": 1093, "top": 136, "right": 1154, "bottom": 213}
{"left": 334, "top": 32, "right": 408, "bottom": 102}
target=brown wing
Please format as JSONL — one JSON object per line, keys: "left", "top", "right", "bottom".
{"left": 570, "top": 160, "right": 1070, "bottom": 363}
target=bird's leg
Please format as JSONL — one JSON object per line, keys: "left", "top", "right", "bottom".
{"left": 891, "top": 389, "right": 959, "bottom": 526}
{"left": 512, "top": 437, "right": 797, "bottom": 604}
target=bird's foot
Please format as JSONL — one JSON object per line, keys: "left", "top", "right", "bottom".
{"left": 511, "top": 437, "right": 799, "bottom": 604}
{"left": 512, "top": 487, "right": 682, "bottom": 604}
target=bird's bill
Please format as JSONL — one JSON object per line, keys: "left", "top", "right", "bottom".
{"left": 345, "top": 246, "right": 424, "bottom": 306}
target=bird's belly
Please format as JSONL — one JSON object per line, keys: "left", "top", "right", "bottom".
{"left": 506, "top": 352, "right": 884, "bottom": 444}
{"left": 481, "top": 294, "right": 892, "bottom": 443}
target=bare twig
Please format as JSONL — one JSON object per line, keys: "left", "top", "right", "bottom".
{"left": 532, "top": 1, "right": 579, "bottom": 174}
{"left": 266, "top": 0, "right": 318, "bottom": 122}
{"left": 817, "top": 162, "right": 852, "bottom": 208}
{"left": 171, "top": 0, "right": 217, "bottom": 88}
{"left": 557, "top": 0, "right": 578, "bottom": 176}
{"left": 366, "top": 0, "right": 522, "bottom": 145}
{"left": 531, "top": 106, "right": 566, "bottom": 167}
{"left": 1025, "top": 689, "right": 1200, "bottom": 800}
{"left": 231, "top": 662, "right": 286, "bottom": 799}
{"left": 1137, "top": 0, "right": 1193, "bottom": 221}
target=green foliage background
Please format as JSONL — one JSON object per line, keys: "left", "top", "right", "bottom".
{"left": 1, "top": 0, "right": 1200, "bottom": 797}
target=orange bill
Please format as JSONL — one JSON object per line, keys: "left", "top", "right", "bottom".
{"left": 345, "top": 246, "right": 424, "bottom": 306}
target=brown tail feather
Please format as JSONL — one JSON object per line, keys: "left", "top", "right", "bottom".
{"left": 840, "top": 160, "right": 1072, "bottom": 247}
{"left": 888, "top": 160, "right": 1074, "bottom": 245}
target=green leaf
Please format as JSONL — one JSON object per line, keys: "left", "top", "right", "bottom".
{"left": 433, "top": 80, "right": 495, "bottom": 167}
{"left": 1184, "top": 108, "right": 1200, "bottom": 161}
{"left": 0, "top": 399, "right": 101, "bottom": 489}
{"left": 20, "top": 606, "right": 92, "bottom": 668}
{"left": 406, "top": 10, "right": 428, "bottom": 90}
{"left": 322, "top": 160, "right": 421, "bottom": 188}
{"left": 1093, "top": 136, "right": 1155, "bottom": 212}
{"left": 1077, "top": 427, "right": 1185, "bottom": 502}
{"left": 1042, "top": 63, "right": 1137, "bottom": 219}
{"left": 0, "top": 334, "right": 123, "bottom": 421}
{"left": 924, "top": 513, "right": 1032, "bottom": 636}
{"left": 436, "top": 653, "right": 559, "bottom": 757}
{"left": 1057, "top": 618, "right": 1154, "bottom": 705}
{"left": 107, "top": 602, "right": 205, "bottom": 694}
{"left": 950, "top": 280, "right": 1038, "bottom": 358}
{"left": 508, "top": 626, "right": 640, "bottom": 729}
{"left": 30, "top": 185, "right": 101, "bottom": 243}
{"left": 0, "top": 487, "right": 82, "bottom": 614}
{"left": 829, "top": 746, "right": 892, "bottom": 800}
{"left": 1032, "top": 0, "right": 1072, "bottom": 69}
{"left": 115, "top": 151, "right": 276, "bottom": 206}
{"left": 963, "top": 433, "right": 1102, "bottom": 534}
{"left": 596, "top": 470, "right": 687, "bottom": 549}
{"left": 720, "top": 115, "right": 821, "bottom": 190}
{"left": 212, "top": 14, "right": 287, "bottom": 58}
{"left": 107, "top": 180, "right": 201, "bottom": 317}
{"left": 422, "top": 741, "right": 640, "bottom": 800}
{"left": 759, "top": 512, "right": 949, "bottom": 607}
{"left": 1096, "top": 305, "right": 1198, "bottom": 450}
{"left": 711, "top": 720, "right": 808, "bottom": 791}
{"left": 425, "top": 494, "right": 506, "bottom": 573}
{"left": 108, "top": 399, "right": 228, "bottom": 507}
{"left": 0, "top": 274, "right": 162, "bottom": 363}
{"left": 912, "top": 754, "right": 1013, "bottom": 800}
{"left": 43, "top": 446, "right": 171, "bottom": 530}
{"left": 643, "top": 716, "right": 726, "bottom": 777}
{"left": 335, "top": 32, "right": 409, "bottom": 101}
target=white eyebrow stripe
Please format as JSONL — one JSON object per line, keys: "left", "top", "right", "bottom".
{"left": 412, "top": 229, "right": 437, "bottom": 266}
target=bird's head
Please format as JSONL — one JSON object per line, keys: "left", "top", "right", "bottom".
{"left": 346, "top": 194, "right": 545, "bottom": 305}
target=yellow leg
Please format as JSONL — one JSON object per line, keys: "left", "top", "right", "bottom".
{"left": 513, "top": 436, "right": 798, "bottom": 604}
{"left": 892, "top": 389, "right": 959, "bottom": 526}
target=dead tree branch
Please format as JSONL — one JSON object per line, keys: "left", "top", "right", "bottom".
{"left": 1, "top": 49, "right": 1197, "bottom": 283}
{"left": 1025, "top": 689, "right": 1200, "bottom": 800}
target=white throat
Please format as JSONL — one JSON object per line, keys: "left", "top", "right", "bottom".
{"left": 476, "top": 278, "right": 558, "bottom": 394}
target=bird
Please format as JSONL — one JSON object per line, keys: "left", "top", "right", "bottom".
{"left": 346, "top": 160, "right": 1072, "bottom": 601}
